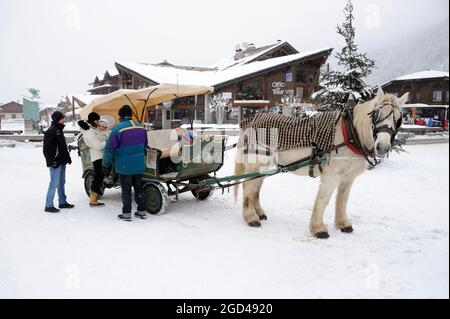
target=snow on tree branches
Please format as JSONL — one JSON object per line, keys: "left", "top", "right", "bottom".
{"left": 313, "top": 0, "right": 376, "bottom": 110}
{"left": 208, "top": 94, "right": 232, "bottom": 124}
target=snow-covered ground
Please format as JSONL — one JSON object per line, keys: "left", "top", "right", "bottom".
{"left": 0, "top": 142, "right": 448, "bottom": 299}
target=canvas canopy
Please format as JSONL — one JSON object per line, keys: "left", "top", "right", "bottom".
{"left": 80, "top": 83, "right": 214, "bottom": 123}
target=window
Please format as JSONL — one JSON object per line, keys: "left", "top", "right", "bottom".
{"left": 296, "top": 87, "right": 304, "bottom": 98}
{"left": 238, "top": 80, "right": 263, "bottom": 100}
{"left": 403, "top": 86, "right": 412, "bottom": 102}
{"left": 446, "top": 91, "right": 449, "bottom": 102}
{"left": 296, "top": 71, "right": 305, "bottom": 83}
{"left": 308, "top": 72, "right": 317, "bottom": 84}
{"left": 433, "top": 89, "right": 443, "bottom": 102}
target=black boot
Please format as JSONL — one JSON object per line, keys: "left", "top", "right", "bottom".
{"left": 59, "top": 203, "right": 75, "bottom": 209}
{"left": 134, "top": 212, "right": 148, "bottom": 220}
{"left": 45, "top": 207, "right": 60, "bottom": 213}
{"left": 118, "top": 214, "right": 132, "bottom": 222}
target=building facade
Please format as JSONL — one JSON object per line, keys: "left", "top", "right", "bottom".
{"left": 212, "top": 51, "right": 329, "bottom": 123}
{"left": 382, "top": 70, "right": 449, "bottom": 124}
{"left": 90, "top": 41, "right": 332, "bottom": 128}
{"left": 0, "top": 101, "right": 23, "bottom": 120}
{"left": 88, "top": 69, "right": 121, "bottom": 95}
{"left": 382, "top": 70, "right": 449, "bottom": 105}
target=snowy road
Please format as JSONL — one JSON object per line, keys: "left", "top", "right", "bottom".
{"left": 0, "top": 142, "right": 448, "bottom": 298}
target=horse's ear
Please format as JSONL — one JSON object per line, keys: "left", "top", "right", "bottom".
{"left": 398, "top": 92, "right": 410, "bottom": 106}
{"left": 376, "top": 87, "right": 385, "bottom": 99}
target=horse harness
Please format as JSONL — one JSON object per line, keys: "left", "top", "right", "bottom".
{"left": 325, "top": 103, "right": 402, "bottom": 171}
{"left": 240, "top": 104, "right": 402, "bottom": 178}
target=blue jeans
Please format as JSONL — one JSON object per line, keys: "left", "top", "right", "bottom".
{"left": 45, "top": 165, "right": 68, "bottom": 208}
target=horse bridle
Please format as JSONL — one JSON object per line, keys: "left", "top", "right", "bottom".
{"left": 369, "top": 102, "right": 403, "bottom": 144}
{"left": 339, "top": 102, "right": 402, "bottom": 169}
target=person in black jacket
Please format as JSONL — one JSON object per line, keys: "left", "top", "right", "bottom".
{"left": 43, "top": 111, "right": 74, "bottom": 213}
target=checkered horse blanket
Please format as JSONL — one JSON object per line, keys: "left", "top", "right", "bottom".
{"left": 239, "top": 111, "right": 340, "bottom": 152}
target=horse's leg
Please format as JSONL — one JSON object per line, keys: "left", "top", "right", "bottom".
{"left": 310, "top": 178, "right": 339, "bottom": 239}
{"left": 253, "top": 178, "right": 267, "bottom": 221}
{"left": 243, "top": 178, "right": 263, "bottom": 228}
{"left": 335, "top": 178, "right": 355, "bottom": 233}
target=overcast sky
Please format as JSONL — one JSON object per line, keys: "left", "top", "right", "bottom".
{"left": 0, "top": 0, "right": 448, "bottom": 105}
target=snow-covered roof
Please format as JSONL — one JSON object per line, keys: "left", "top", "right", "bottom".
{"left": 393, "top": 70, "right": 449, "bottom": 82}
{"left": 116, "top": 47, "right": 332, "bottom": 88}
{"left": 209, "top": 48, "right": 332, "bottom": 86}
{"left": 95, "top": 73, "right": 104, "bottom": 82}
{"left": 106, "top": 68, "right": 119, "bottom": 77}
{"left": 116, "top": 61, "right": 216, "bottom": 86}
{"left": 209, "top": 41, "right": 292, "bottom": 71}
{"left": 93, "top": 68, "right": 120, "bottom": 83}
{"left": 88, "top": 84, "right": 118, "bottom": 92}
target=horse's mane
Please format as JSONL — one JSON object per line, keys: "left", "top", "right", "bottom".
{"left": 353, "top": 101, "right": 376, "bottom": 150}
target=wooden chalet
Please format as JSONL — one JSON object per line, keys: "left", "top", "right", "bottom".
{"left": 89, "top": 41, "right": 333, "bottom": 128}
{"left": 382, "top": 70, "right": 449, "bottom": 124}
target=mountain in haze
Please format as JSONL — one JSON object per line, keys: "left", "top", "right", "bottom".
{"left": 367, "top": 18, "right": 449, "bottom": 86}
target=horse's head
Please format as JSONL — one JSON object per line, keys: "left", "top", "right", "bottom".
{"left": 369, "top": 88, "right": 408, "bottom": 157}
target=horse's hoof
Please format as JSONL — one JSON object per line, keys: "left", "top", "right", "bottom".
{"left": 316, "top": 232, "right": 330, "bottom": 239}
{"left": 259, "top": 214, "right": 268, "bottom": 221}
{"left": 341, "top": 226, "right": 354, "bottom": 234}
{"left": 248, "top": 221, "right": 262, "bottom": 228}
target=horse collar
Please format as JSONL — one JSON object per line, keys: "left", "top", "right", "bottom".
{"left": 341, "top": 111, "right": 378, "bottom": 167}
{"left": 341, "top": 119, "right": 364, "bottom": 158}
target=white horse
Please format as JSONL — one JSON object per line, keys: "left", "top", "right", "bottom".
{"left": 234, "top": 89, "right": 408, "bottom": 239}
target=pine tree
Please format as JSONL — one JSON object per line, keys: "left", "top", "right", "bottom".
{"left": 314, "top": 0, "right": 376, "bottom": 109}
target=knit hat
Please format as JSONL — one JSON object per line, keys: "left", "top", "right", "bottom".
{"left": 118, "top": 105, "right": 133, "bottom": 118}
{"left": 51, "top": 111, "right": 65, "bottom": 123}
{"left": 87, "top": 112, "right": 101, "bottom": 124}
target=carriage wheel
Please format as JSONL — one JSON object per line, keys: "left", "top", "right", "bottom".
{"left": 190, "top": 176, "right": 214, "bottom": 201}
{"left": 84, "top": 170, "right": 105, "bottom": 198}
{"left": 144, "top": 183, "right": 168, "bottom": 215}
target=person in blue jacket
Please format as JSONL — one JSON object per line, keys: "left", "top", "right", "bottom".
{"left": 102, "top": 105, "right": 148, "bottom": 222}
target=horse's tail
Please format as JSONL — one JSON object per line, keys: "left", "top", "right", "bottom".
{"left": 234, "top": 149, "right": 245, "bottom": 202}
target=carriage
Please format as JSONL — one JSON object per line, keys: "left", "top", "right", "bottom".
{"left": 77, "top": 84, "right": 226, "bottom": 215}
{"left": 76, "top": 83, "right": 330, "bottom": 216}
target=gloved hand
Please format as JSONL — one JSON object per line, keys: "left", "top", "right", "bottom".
{"left": 103, "top": 166, "right": 112, "bottom": 177}
{"left": 78, "top": 120, "right": 90, "bottom": 130}
{"left": 52, "top": 162, "right": 60, "bottom": 169}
